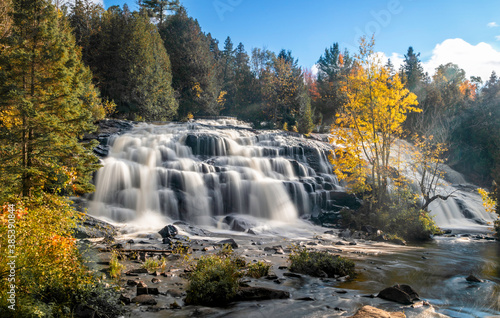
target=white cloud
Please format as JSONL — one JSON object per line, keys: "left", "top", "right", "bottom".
{"left": 488, "top": 22, "right": 498, "bottom": 28}
{"left": 420, "top": 38, "right": 500, "bottom": 81}
{"left": 311, "top": 64, "right": 319, "bottom": 77}
{"left": 378, "top": 52, "right": 404, "bottom": 71}
{"left": 496, "top": 35, "right": 500, "bottom": 41}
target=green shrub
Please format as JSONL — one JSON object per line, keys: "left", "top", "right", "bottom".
{"left": 142, "top": 258, "right": 160, "bottom": 272}
{"left": 288, "top": 246, "right": 355, "bottom": 278}
{"left": 246, "top": 261, "right": 271, "bottom": 278}
{"left": 0, "top": 195, "right": 123, "bottom": 317}
{"left": 340, "top": 187, "right": 441, "bottom": 242}
{"left": 109, "top": 251, "right": 125, "bottom": 279}
{"left": 185, "top": 245, "right": 245, "bottom": 306}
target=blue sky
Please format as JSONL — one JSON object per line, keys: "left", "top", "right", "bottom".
{"left": 101, "top": 0, "right": 500, "bottom": 81}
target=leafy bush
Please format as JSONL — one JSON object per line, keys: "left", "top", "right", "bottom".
{"left": 288, "top": 246, "right": 355, "bottom": 278}
{"left": 246, "top": 261, "right": 271, "bottom": 278}
{"left": 185, "top": 244, "right": 245, "bottom": 306}
{"left": 142, "top": 258, "right": 161, "bottom": 272}
{"left": 0, "top": 194, "right": 121, "bottom": 317}
{"left": 109, "top": 251, "right": 125, "bottom": 279}
{"left": 341, "top": 187, "right": 441, "bottom": 242}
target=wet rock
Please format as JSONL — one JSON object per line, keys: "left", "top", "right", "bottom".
{"left": 222, "top": 215, "right": 257, "bottom": 232}
{"left": 234, "top": 287, "right": 290, "bottom": 301}
{"left": 158, "top": 225, "right": 178, "bottom": 238}
{"left": 167, "top": 288, "right": 184, "bottom": 298}
{"left": 128, "top": 268, "right": 148, "bottom": 274}
{"left": 295, "top": 296, "right": 315, "bottom": 301}
{"left": 335, "top": 241, "right": 346, "bottom": 245}
{"left": 217, "top": 238, "right": 238, "bottom": 249}
{"left": 377, "top": 284, "right": 419, "bottom": 305}
{"left": 349, "top": 305, "right": 406, "bottom": 318}
{"left": 151, "top": 278, "right": 161, "bottom": 284}
{"left": 466, "top": 274, "right": 483, "bottom": 283}
{"left": 324, "top": 230, "right": 335, "bottom": 235}
{"left": 131, "top": 294, "right": 157, "bottom": 305}
{"left": 75, "top": 214, "right": 118, "bottom": 239}
{"left": 137, "top": 287, "right": 159, "bottom": 296}
{"left": 137, "top": 281, "right": 148, "bottom": 288}
{"left": 283, "top": 272, "right": 302, "bottom": 278}
{"left": 264, "top": 245, "right": 285, "bottom": 254}
{"left": 119, "top": 294, "right": 131, "bottom": 305}
{"left": 170, "top": 301, "right": 182, "bottom": 309}
{"left": 127, "top": 280, "right": 138, "bottom": 286}
{"left": 339, "top": 229, "right": 351, "bottom": 238}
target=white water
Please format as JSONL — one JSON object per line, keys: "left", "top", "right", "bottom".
{"left": 89, "top": 120, "right": 496, "bottom": 233}
{"left": 89, "top": 120, "right": 336, "bottom": 227}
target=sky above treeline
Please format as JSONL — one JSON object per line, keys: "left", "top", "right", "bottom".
{"left": 98, "top": 0, "right": 500, "bottom": 82}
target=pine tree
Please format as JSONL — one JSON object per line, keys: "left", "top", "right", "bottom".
{"left": 261, "top": 49, "right": 305, "bottom": 127}
{"left": 74, "top": 6, "right": 177, "bottom": 120}
{"left": 0, "top": 0, "right": 103, "bottom": 198}
{"left": 315, "top": 43, "right": 353, "bottom": 125}
{"left": 161, "top": 6, "right": 222, "bottom": 117}
{"left": 139, "top": 0, "right": 179, "bottom": 26}
{"left": 124, "top": 12, "right": 178, "bottom": 120}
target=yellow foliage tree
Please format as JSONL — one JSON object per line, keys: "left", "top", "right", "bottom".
{"left": 330, "top": 36, "right": 420, "bottom": 205}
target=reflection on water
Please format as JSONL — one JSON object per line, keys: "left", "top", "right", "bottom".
{"left": 340, "top": 237, "right": 500, "bottom": 317}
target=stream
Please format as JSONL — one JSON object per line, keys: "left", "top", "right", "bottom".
{"left": 87, "top": 119, "right": 500, "bottom": 317}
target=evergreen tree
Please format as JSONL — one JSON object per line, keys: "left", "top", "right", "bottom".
{"left": 232, "top": 42, "right": 257, "bottom": 115}
{"left": 125, "top": 12, "right": 178, "bottom": 120}
{"left": 0, "top": 0, "right": 103, "bottom": 198}
{"left": 139, "top": 0, "right": 179, "bottom": 26}
{"left": 298, "top": 97, "right": 314, "bottom": 134}
{"left": 71, "top": 6, "right": 177, "bottom": 120}
{"left": 161, "top": 6, "right": 222, "bottom": 117}
{"left": 402, "top": 47, "right": 426, "bottom": 92}
{"left": 315, "top": 43, "right": 353, "bottom": 125}
{"left": 261, "top": 49, "right": 305, "bottom": 127}
{"left": 220, "top": 36, "right": 236, "bottom": 115}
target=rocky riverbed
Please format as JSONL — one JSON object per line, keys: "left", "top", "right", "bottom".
{"left": 76, "top": 215, "right": 499, "bottom": 318}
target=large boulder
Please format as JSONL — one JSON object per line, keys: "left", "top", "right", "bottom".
{"left": 349, "top": 305, "right": 406, "bottom": 318}
{"left": 75, "top": 214, "right": 118, "bottom": 239}
{"left": 158, "top": 225, "right": 178, "bottom": 238}
{"left": 377, "top": 284, "right": 419, "bottom": 304}
{"left": 131, "top": 294, "right": 157, "bottom": 305}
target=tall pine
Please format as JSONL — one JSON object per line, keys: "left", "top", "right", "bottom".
{"left": 161, "top": 6, "right": 222, "bottom": 117}
{"left": 0, "top": 0, "right": 103, "bottom": 198}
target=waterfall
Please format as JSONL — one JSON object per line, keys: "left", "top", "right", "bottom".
{"left": 89, "top": 120, "right": 496, "bottom": 232}
{"left": 89, "top": 120, "right": 337, "bottom": 226}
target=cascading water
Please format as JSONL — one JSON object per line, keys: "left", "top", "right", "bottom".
{"left": 391, "top": 139, "right": 497, "bottom": 231}
{"left": 89, "top": 119, "right": 337, "bottom": 228}
{"left": 90, "top": 119, "right": 496, "bottom": 232}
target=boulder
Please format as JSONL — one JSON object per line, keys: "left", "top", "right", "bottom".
{"left": 131, "top": 294, "right": 157, "bottom": 305}
{"left": 119, "top": 294, "right": 131, "bottom": 305}
{"left": 349, "top": 305, "right": 406, "bottom": 318}
{"left": 222, "top": 215, "right": 257, "bottom": 232}
{"left": 217, "top": 238, "right": 238, "bottom": 249}
{"left": 75, "top": 214, "right": 118, "bottom": 239}
{"left": 466, "top": 274, "right": 483, "bottom": 283}
{"left": 158, "top": 225, "right": 178, "bottom": 238}
{"left": 377, "top": 284, "right": 419, "bottom": 305}
{"left": 233, "top": 287, "right": 290, "bottom": 301}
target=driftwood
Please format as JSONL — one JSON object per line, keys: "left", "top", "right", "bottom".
{"left": 98, "top": 247, "right": 173, "bottom": 253}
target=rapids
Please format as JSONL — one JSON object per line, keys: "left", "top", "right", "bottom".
{"left": 88, "top": 119, "right": 495, "bottom": 232}
{"left": 87, "top": 119, "right": 500, "bottom": 317}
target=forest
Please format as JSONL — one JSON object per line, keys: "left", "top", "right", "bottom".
{"left": 0, "top": 0, "right": 499, "bottom": 316}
